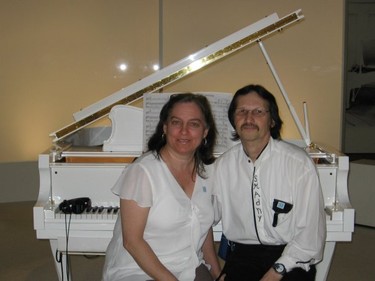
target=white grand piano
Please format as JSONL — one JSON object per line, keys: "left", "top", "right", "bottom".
{"left": 33, "top": 9, "right": 354, "bottom": 281}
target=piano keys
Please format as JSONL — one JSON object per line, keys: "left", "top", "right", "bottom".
{"left": 33, "top": 9, "right": 354, "bottom": 281}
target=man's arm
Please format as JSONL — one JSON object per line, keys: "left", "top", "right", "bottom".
{"left": 274, "top": 166, "right": 326, "bottom": 272}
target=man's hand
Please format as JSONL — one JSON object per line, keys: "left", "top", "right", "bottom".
{"left": 259, "top": 268, "right": 283, "bottom": 281}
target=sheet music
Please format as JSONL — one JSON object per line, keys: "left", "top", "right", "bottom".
{"left": 143, "top": 92, "right": 238, "bottom": 154}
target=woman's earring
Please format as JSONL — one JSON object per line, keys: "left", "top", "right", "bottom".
{"left": 203, "top": 138, "right": 207, "bottom": 146}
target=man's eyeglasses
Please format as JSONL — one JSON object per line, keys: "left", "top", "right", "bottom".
{"left": 234, "top": 108, "right": 269, "bottom": 118}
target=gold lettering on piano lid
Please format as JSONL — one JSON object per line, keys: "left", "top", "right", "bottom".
{"left": 54, "top": 13, "right": 299, "bottom": 141}
{"left": 65, "top": 156, "right": 136, "bottom": 163}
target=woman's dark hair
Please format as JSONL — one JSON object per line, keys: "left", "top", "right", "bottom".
{"left": 228, "top": 84, "right": 283, "bottom": 141}
{"left": 148, "top": 93, "right": 217, "bottom": 178}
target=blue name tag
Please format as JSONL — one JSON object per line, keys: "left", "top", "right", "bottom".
{"left": 277, "top": 201, "right": 285, "bottom": 209}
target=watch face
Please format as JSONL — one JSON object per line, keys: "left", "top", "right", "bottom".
{"left": 275, "top": 264, "right": 283, "bottom": 272}
{"left": 274, "top": 263, "right": 286, "bottom": 275}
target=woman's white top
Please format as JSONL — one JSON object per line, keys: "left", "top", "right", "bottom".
{"left": 102, "top": 151, "right": 214, "bottom": 281}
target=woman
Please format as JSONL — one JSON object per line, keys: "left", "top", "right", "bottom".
{"left": 103, "top": 93, "right": 221, "bottom": 281}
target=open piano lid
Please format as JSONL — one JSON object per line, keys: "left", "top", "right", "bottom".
{"left": 50, "top": 10, "right": 304, "bottom": 144}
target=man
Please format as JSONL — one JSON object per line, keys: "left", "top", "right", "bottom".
{"left": 213, "top": 84, "right": 326, "bottom": 281}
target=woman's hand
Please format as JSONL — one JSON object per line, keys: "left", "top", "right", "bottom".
{"left": 215, "top": 273, "right": 226, "bottom": 281}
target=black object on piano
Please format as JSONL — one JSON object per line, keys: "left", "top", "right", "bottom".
{"left": 59, "top": 197, "right": 92, "bottom": 214}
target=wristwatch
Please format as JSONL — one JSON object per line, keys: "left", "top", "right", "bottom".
{"left": 272, "top": 263, "right": 286, "bottom": 276}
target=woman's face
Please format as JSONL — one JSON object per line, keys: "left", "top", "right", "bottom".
{"left": 163, "top": 102, "right": 208, "bottom": 157}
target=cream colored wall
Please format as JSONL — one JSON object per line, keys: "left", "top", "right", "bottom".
{"left": 163, "top": 0, "right": 345, "bottom": 150}
{"left": 0, "top": 0, "right": 344, "bottom": 164}
{"left": 0, "top": 1, "right": 344, "bottom": 201}
{"left": 0, "top": 0, "right": 159, "bottom": 163}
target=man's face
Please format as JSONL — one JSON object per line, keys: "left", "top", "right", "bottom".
{"left": 233, "top": 92, "right": 273, "bottom": 144}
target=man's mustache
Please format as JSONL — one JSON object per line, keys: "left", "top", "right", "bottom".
{"left": 240, "top": 123, "right": 259, "bottom": 130}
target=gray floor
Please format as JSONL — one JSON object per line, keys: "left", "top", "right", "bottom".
{"left": 0, "top": 201, "right": 374, "bottom": 280}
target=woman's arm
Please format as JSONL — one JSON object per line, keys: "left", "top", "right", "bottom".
{"left": 201, "top": 228, "right": 221, "bottom": 279}
{"left": 120, "top": 198, "right": 178, "bottom": 281}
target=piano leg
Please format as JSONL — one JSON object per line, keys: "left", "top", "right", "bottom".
{"left": 316, "top": 241, "right": 336, "bottom": 281}
{"left": 49, "top": 239, "right": 71, "bottom": 281}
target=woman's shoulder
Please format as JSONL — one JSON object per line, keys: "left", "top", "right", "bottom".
{"left": 133, "top": 151, "right": 160, "bottom": 164}
{"left": 122, "top": 151, "right": 161, "bottom": 176}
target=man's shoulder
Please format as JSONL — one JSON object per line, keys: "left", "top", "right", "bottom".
{"left": 214, "top": 144, "right": 241, "bottom": 168}
{"left": 273, "top": 139, "right": 313, "bottom": 165}
{"left": 275, "top": 139, "right": 307, "bottom": 154}
{"left": 218, "top": 143, "right": 243, "bottom": 159}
